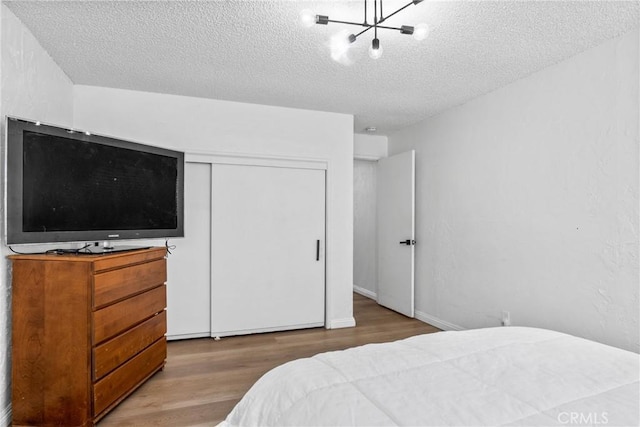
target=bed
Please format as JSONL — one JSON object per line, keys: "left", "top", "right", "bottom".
{"left": 221, "top": 327, "right": 639, "bottom": 426}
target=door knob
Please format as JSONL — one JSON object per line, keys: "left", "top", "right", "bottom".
{"left": 399, "top": 239, "right": 416, "bottom": 245}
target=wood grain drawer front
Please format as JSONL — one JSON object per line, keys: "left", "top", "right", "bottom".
{"left": 93, "top": 338, "right": 166, "bottom": 417}
{"left": 93, "top": 311, "right": 167, "bottom": 380}
{"left": 92, "top": 247, "right": 166, "bottom": 273}
{"left": 94, "top": 285, "right": 166, "bottom": 344}
{"left": 94, "top": 258, "right": 166, "bottom": 309}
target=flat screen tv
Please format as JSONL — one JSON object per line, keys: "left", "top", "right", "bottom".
{"left": 5, "top": 117, "right": 184, "bottom": 247}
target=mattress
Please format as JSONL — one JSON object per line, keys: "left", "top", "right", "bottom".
{"left": 221, "top": 327, "right": 639, "bottom": 426}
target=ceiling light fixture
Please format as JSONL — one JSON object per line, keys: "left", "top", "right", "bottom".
{"left": 304, "top": 0, "right": 428, "bottom": 60}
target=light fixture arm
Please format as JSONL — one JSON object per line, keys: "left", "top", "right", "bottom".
{"left": 321, "top": 18, "right": 407, "bottom": 33}
{"left": 378, "top": 0, "right": 415, "bottom": 24}
{"left": 322, "top": 18, "right": 400, "bottom": 30}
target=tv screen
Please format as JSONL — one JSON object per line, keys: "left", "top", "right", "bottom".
{"left": 5, "top": 117, "right": 184, "bottom": 245}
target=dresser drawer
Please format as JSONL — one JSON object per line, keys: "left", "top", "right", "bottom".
{"left": 92, "top": 247, "right": 166, "bottom": 273}
{"left": 94, "top": 258, "right": 166, "bottom": 309}
{"left": 93, "top": 311, "right": 166, "bottom": 380}
{"left": 93, "top": 285, "right": 166, "bottom": 344}
{"left": 93, "top": 338, "right": 166, "bottom": 417}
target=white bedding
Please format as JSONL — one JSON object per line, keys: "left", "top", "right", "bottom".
{"left": 222, "top": 327, "right": 639, "bottom": 426}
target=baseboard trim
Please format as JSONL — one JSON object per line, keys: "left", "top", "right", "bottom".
{"left": 0, "top": 403, "right": 11, "bottom": 427}
{"left": 351, "top": 288, "right": 464, "bottom": 332}
{"left": 353, "top": 285, "right": 376, "bottom": 300}
{"left": 415, "top": 310, "right": 464, "bottom": 331}
{"left": 327, "top": 317, "right": 356, "bottom": 329}
{"left": 166, "top": 332, "right": 211, "bottom": 341}
{"left": 214, "top": 322, "right": 325, "bottom": 338}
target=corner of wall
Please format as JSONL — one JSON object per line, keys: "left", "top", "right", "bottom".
{"left": 354, "top": 133, "right": 388, "bottom": 160}
{"left": 414, "top": 310, "right": 464, "bottom": 331}
{"left": 0, "top": 4, "right": 74, "bottom": 125}
{"left": 327, "top": 317, "right": 356, "bottom": 329}
{"left": 353, "top": 285, "right": 376, "bottom": 300}
{"left": 1, "top": 5, "right": 76, "bottom": 424}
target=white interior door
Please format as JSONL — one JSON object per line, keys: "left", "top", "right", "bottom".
{"left": 211, "top": 163, "right": 325, "bottom": 336}
{"left": 377, "top": 150, "right": 415, "bottom": 317}
{"left": 166, "top": 162, "right": 211, "bottom": 339}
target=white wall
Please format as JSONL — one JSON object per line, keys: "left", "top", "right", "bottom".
{"left": 388, "top": 29, "right": 639, "bottom": 352}
{"left": 0, "top": 4, "right": 74, "bottom": 423}
{"left": 353, "top": 133, "right": 387, "bottom": 299}
{"left": 73, "top": 85, "right": 355, "bottom": 330}
{"left": 353, "top": 159, "right": 377, "bottom": 298}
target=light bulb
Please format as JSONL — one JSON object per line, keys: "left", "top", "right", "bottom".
{"left": 368, "top": 38, "right": 383, "bottom": 59}
{"left": 299, "top": 9, "right": 315, "bottom": 28}
{"left": 413, "top": 23, "right": 430, "bottom": 41}
{"left": 330, "top": 30, "right": 353, "bottom": 64}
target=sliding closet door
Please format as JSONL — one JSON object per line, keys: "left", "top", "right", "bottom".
{"left": 210, "top": 164, "right": 326, "bottom": 337}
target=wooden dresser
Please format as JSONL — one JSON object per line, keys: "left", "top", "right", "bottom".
{"left": 10, "top": 247, "right": 167, "bottom": 427}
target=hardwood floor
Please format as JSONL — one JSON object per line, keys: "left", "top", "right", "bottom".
{"left": 98, "top": 293, "right": 440, "bottom": 426}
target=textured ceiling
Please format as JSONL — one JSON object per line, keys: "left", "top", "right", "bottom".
{"left": 4, "top": 0, "right": 639, "bottom": 135}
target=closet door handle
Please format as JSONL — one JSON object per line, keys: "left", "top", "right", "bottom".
{"left": 316, "top": 240, "right": 320, "bottom": 261}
